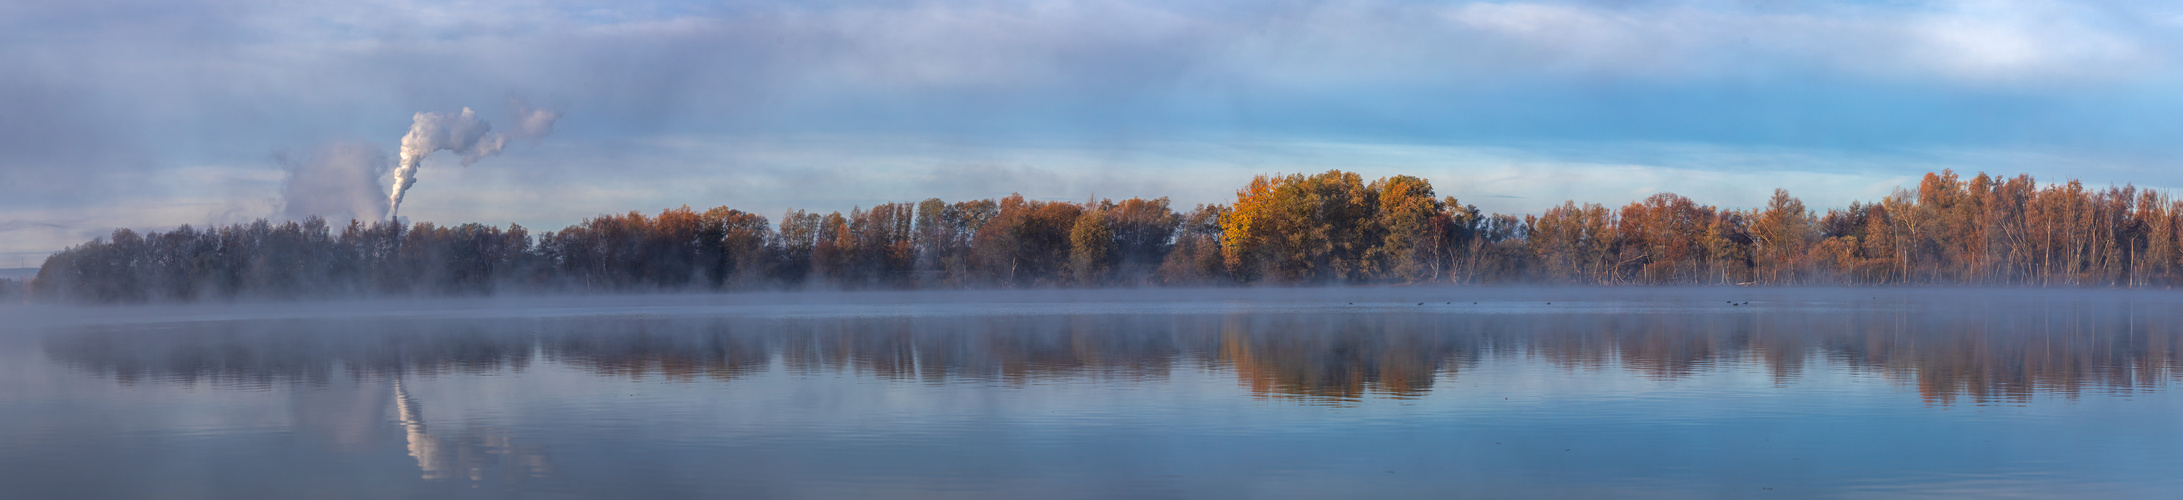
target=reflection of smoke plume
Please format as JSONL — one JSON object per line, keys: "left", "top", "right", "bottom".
{"left": 394, "top": 379, "right": 446, "bottom": 479}
{"left": 386, "top": 103, "right": 560, "bottom": 220}
{"left": 279, "top": 142, "right": 390, "bottom": 223}
{"left": 393, "top": 378, "right": 553, "bottom": 481}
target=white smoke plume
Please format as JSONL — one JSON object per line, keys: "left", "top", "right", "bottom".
{"left": 386, "top": 104, "right": 560, "bottom": 220}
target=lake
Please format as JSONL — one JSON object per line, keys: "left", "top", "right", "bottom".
{"left": 4, "top": 287, "right": 2182, "bottom": 498}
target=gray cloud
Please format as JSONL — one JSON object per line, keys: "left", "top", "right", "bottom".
{"left": 279, "top": 142, "right": 390, "bottom": 223}
{"left": 0, "top": 219, "right": 76, "bottom": 232}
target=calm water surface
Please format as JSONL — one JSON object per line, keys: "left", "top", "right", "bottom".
{"left": 5, "top": 287, "right": 2183, "bottom": 499}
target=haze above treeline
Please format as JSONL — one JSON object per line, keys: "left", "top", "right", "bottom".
{"left": 11, "top": 169, "right": 2179, "bottom": 303}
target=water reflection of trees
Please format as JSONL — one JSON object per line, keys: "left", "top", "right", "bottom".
{"left": 43, "top": 302, "right": 2183, "bottom": 404}
{"left": 1509, "top": 302, "right": 2183, "bottom": 404}
{"left": 39, "top": 322, "right": 556, "bottom": 482}
{"left": 43, "top": 321, "right": 533, "bottom": 387}
{"left": 1215, "top": 314, "right": 1478, "bottom": 402}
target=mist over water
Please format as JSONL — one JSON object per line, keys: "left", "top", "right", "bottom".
{"left": 5, "top": 287, "right": 2183, "bottom": 498}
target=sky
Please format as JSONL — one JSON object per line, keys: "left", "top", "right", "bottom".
{"left": 5, "top": 0, "right": 2183, "bottom": 267}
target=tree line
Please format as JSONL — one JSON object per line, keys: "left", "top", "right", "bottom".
{"left": 26, "top": 169, "right": 2183, "bottom": 302}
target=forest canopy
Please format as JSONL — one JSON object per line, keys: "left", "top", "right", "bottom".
{"left": 25, "top": 169, "right": 2183, "bottom": 302}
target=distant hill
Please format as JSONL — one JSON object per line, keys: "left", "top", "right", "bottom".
{"left": 0, "top": 268, "right": 37, "bottom": 280}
